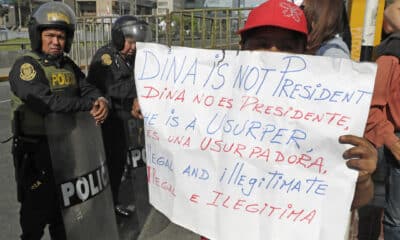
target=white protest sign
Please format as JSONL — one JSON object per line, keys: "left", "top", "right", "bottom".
{"left": 134, "top": 42, "right": 377, "bottom": 240}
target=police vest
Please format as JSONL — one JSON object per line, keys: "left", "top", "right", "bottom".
{"left": 11, "top": 52, "right": 79, "bottom": 136}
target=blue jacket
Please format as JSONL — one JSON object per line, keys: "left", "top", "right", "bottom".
{"left": 316, "top": 36, "right": 350, "bottom": 59}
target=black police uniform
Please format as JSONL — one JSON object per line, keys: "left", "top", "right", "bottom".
{"left": 9, "top": 51, "right": 103, "bottom": 240}
{"left": 87, "top": 44, "right": 137, "bottom": 207}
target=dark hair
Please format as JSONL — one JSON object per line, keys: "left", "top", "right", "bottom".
{"left": 340, "top": 5, "right": 352, "bottom": 51}
{"left": 304, "top": 0, "right": 350, "bottom": 53}
{"left": 240, "top": 26, "right": 307, "bottom": 53}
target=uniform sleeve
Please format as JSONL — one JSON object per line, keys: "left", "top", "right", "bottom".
{"left": 87, "top": 49, "right": 113, "bottom": 93}
{"left": 87, "top": 48, "right": 137, "bottom": 100}
{"left": 106, "top": 71, "right": 137, "bottom": 100}
{"left": 66, "top": 57, "right": 103, "bottom": 101}
{"left": 364, "top": 56, "right": 399, "bottom": 148}
{"left": 9, "top": 57, "right": 94, "bottom": 114}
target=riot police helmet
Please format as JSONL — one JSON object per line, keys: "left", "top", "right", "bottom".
{"left": 111, "top": 15, "right": 152, "bottom": 51}
{"left": 28, "top": 2, "right": 76, "bottom": 53}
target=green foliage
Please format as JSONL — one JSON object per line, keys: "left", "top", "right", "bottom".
{"left": 0, "top": 38, "right": 30, "bottom": 51}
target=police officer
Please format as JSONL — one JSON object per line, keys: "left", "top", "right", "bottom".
{"left": 9, "top": 2, "right": 108, "bottom": 239}
{"left": 87, "top": 15, "right": 151, "bottom": 217}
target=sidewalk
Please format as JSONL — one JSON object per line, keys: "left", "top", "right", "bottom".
{"left": 118, "top": 166, "right": 150, "bottom": 240}
{"left": 0, "top": 67, "right": 9, "bottom": 82}
{"left": 128, "top": 166, "right": 383, "bottom": 240}
{"left": 123, "top": 166, "right": 200, "bottom": 240}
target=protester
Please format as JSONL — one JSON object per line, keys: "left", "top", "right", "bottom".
{"left": 137, "top": 1, "right": 377, "bottom": 239}
{"left": 356, "top": 1, "right": 400, "bottom": 237}
{"left": 300, "top": 0, "right": 350, "bottom": 58}
{"left": 382, "top": 0, "right": 400, "bottom": 38}
{"left": 241, "top": 0, "right": 376, "bottom": 211}
{"left": 364, "top": 1, "right": 400, "bottom": 238}
{"left": 87, "top": 15, "right": 151, "bottom": 217}
{"left": 9, "top": 2, "right": 108, "bottom": 239}
{"left": 300, "top": 0, "right": 381, "bottom": 237}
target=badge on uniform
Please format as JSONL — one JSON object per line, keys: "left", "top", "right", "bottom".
{"left": 20, "top": 63, "right": 36, "bottom": 81}
{"left": 101, "top": 53, "right": 112, "bottom": 66}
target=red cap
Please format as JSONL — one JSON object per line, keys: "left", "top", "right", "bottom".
{"left": 238, "top": 0, "right": 308, "bottom": 35}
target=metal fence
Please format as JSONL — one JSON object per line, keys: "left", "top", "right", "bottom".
{"left": 70, "top": 7, "right": 251, "bottom": 71}
{"left": 0, "top": 30, "right": 28, "bottom": 42}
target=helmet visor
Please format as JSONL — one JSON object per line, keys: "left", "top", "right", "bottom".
{"left": 33, "top": 2, "right": 76, "bottom": 26}
{"left": 121, "top": 22, "right": 152, "bottom": 42}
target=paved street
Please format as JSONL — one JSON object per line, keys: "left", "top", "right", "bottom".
{"left": 0, "top": 68, "right": 9, "bottom": 82}
{"left": 0, "top": 80, "right": 199, "bottom": 240}
{"left": 0, "top": 81, "right": 20, "bottom": 239}
{"left": 0, "top": 80, "right": 146, "bottom": 239}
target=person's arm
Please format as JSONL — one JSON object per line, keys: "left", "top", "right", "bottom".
{"left": 9, "top": 57, "right": 94, "bottom": 114}
{"left": 351, "top": 174, "right": 374, "bottom": 210}
{"left": 131, "top": 97, "right": 143, "bottom": 119}
{"left": 87, "top": 49, "right": 137, "bottom": 100}
{"left": 364, "top": 56, "right": 399, "bottom": 148}
{"left": 339, "top": 135, "right": 377, "bottom": 210}
{"left": 90, "top": 97, "right": 109, "bottom": 125}
{"left": 68, "top": 57, "right": 109, "bottom": 123}
{"left": 66, "top": 57, "right": 103, "bottom": 101}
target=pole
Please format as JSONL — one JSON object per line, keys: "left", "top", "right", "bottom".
{"left": 17, "top": 0, "right": 21, "bottom": 30}
{"left": 360, "top": 0, "right": 379, "bottom": 61}
{"left": 130, "top": 0, "right": 137, "bottom": 15}
{"left": 29, "top": 0, "right": 32, "bottom": 15}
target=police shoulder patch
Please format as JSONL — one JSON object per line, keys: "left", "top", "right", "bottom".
{"left": 101, "top": 53, "right": 112, "bottom": 66}
{"left": 20, "top": 63, "right": 36, "bottom": 81}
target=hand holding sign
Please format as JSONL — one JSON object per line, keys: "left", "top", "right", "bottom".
{"left": 131, "top": 98, "right": 143, "bottom": 119}
{"left": 134, "top": 42, "right": 377, "bottom": 240}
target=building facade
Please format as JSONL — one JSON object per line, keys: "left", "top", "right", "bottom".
{"left": 156, "top": 0, "right": 184, "bottom": 14}
{"left": 75, "top": 0, "right": 156, "bottom": 17}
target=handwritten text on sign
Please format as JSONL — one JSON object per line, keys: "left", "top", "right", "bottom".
{"left": 134, "top": 43, "right": 376, "bottom": 240}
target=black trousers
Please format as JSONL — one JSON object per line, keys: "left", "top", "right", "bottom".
{"left": 17, "top": 139, "right": 66, "bottom": 240}
{"left": 357, "top": 146, "right": 386, "bottom": 240}
{"left": 102, "top": 115, "right": 129, "bottom": 204}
